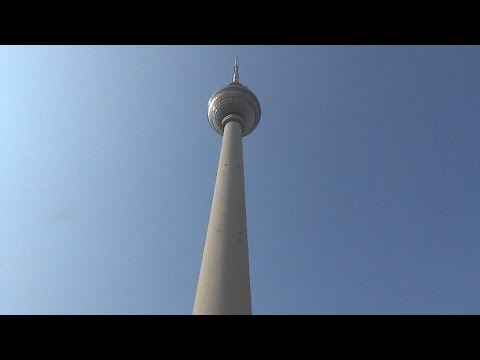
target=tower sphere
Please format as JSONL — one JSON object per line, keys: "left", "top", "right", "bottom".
{"left": 207, "top": 60, "right": 261, "bottom": 137}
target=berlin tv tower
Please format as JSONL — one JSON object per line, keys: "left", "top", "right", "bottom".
{"left": 193, "top": 58, "right": 261, "bottom": 315}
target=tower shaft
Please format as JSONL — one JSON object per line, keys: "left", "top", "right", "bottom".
{"left": 193, "top": 120, "right": 252, "bottom": 315}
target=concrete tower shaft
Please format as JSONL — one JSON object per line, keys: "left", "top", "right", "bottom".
{"left": 193, "top": 119, "right": 250, "bottom": 314}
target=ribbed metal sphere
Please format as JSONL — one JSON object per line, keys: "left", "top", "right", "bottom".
{"left": 208, "top": 82, "right": 261, "bottom": 137}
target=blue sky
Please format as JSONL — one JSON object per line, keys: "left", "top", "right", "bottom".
{"left": 0, "top": 45, "right": 479, "bottom": 314}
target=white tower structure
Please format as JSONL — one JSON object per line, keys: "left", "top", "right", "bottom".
{"left": 193, "top": 58, "right": 261, "bottom": 315}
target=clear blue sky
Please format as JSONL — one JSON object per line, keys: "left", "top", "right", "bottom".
{"left": 1, "top": 45, "right": 479, "bottom": 314}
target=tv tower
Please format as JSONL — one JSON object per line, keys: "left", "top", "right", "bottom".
{"left": 193, "top": 58, "right": 261, "bottom": 315}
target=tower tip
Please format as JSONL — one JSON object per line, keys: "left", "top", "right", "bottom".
{"left": 233, "top": 57, "right": 239, "bottom": 83}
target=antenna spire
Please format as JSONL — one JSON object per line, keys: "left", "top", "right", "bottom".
{"left": 233, "top": 57, "right": 239, "bottom": 83}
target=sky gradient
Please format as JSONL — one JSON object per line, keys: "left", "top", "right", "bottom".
{"left": 1, "top": 45, "right": 479, "bottom": 314}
